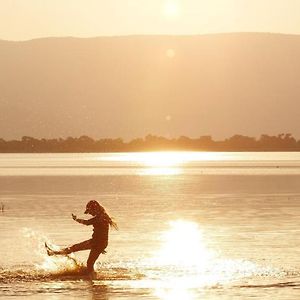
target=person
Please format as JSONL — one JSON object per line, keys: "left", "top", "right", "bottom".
{"left": 46, "top": 200, "right": 118, "bottom": 273}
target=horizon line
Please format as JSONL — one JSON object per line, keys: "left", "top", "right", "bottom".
{"left": 1, "top": 31, "right": 300, "bottom": 43}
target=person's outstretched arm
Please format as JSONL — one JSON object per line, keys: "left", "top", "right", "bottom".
{"left": 72, "top": 214, "right": 95, "bottom": 225}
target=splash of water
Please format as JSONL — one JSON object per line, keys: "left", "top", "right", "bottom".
{"left": 21, "top": 228, "right": 84, "bottom": 275}
{"left": 0, "top": 225, "right": 285, "bottom": 287}
{"left": 11, "top": 228, "right": 143, "bottom": 281}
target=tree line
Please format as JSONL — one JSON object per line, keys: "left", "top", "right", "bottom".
{"left": 0, "top": 133, "right": 300, "bottom": 152}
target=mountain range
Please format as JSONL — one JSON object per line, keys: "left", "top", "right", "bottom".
{"left": 0, "top": 33, "right": 299, "bottom": 139}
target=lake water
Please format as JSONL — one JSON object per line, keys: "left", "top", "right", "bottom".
{"left": 1, "top": 152, "right": 300, "bottom": 299}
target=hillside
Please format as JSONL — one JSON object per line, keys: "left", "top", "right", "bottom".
{"left": 0, "top": 33, "right": 299, "bottom": 139}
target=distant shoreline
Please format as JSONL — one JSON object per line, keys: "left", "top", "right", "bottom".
{"left": 1, "top": 134, "right": 300, "bottom": 153}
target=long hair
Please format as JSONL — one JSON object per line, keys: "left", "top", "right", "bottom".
{"left": 102, "top": 210, "right": 118, "bottom": 230}
{"left": 86, "top": 200, "right": 118, "bottom": 230}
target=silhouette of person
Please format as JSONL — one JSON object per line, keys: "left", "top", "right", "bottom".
{"left": 46, "top": 200, "right": 118, "bottom": 274}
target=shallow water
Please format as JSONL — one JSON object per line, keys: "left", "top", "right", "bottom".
{"left": 1, "top": 152, "right": 300, "bottom": 299}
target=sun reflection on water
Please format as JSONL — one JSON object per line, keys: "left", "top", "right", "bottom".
{"left": 139, "top": 152, "right": 185, "bottom": 167}
{"left": 107, "top": 151, "right": 226, "bottom": 165}
{"left": 139, "top": 167, "right": 181, "bottom": 176}
{"left": 137, "top": 152, "right": 184, "bottom": 175}
{"left": 156, "top": 220, "right": 215, "bottom": 267}
{"left": 101, "top": 151, "right": 229, "bottom": 176}
{"left": 155, "top": 286, "right": 197, "bottom": 300}
{"left": 141, "top": 219, "right": 276, "bottom": 295}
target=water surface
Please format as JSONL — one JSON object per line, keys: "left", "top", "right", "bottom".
{"left": 1, "top": 152, "right": 300, "bottom": 299}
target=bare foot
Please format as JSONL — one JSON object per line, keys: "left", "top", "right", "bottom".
{"left": 45, "top": 243, "right": 55, "bottom": 256}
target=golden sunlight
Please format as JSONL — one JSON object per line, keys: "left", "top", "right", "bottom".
{"left": 100, "top": 151, "right": 231, "bottom": 175}
{"left": 139, "top": 152, "right": 183, "bottom": 167}
{"left": 166, "top": 48, "right": 176, "bottom": 58}
{"left": 101, "top": 151, "right": 228, "bottom": 164}
{"left": 137, "top": 152, "right": 183, "bottom": 175}
{"left": 155, "top": 287, "right": 197, "bottom": 300}
{"left": 156, "top": 220, "right": 214, "bottom": 267}
{"left": 163, "top": 1, "right": 180, "bottom": 18}
{"left": 99, "top": 151, "right": 231, "bottom": 176}
{"left": 139, "top": 167, "right": 181, "bottom": 176}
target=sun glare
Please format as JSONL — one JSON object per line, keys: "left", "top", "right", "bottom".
{"left": 140, "top": 152, "right": 183, "bottom": 167}
{"left": 137, "top": 152, "right": 183, "bottom": 175}
{"left": 166, "top": 48, "right": 176, "bottom": 58}
{"left": 155, "top": 287, "right": 197, "bottom": 300}
{"left": 156, "top": 220, "right": 214, "bottom": 267}
{"left": 163, "top": 1, "right": 180, "bottom": 17}
{"left": 101, "top": 151, "right": 228, "bottom": 164}
{"left": 99, "top": 152, "right": 231, "bottom": 176}
{"left": 139, "top": 167, "right": 181, "bottom": 176}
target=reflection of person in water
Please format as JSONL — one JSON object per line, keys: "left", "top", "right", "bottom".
{"left": 91, "top": 282, "right": 110, "bottom": 300}
{"left": 46, "top": 200, "right": 118, "bottom": 273}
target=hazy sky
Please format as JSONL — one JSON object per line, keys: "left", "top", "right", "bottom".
{"left": 1, "top": 0, "right": 300, "bottom": 40}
